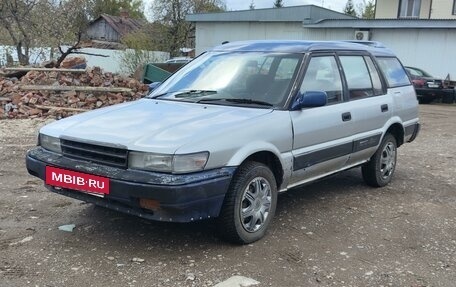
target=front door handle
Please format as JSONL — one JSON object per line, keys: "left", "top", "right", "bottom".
{"left": 381, "top": 104, "right": 389, "bottom": 112}
{"left": 342, "top": 112, "right": 352, "bottom": 122}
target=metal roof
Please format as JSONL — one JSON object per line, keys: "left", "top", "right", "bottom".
{"left": 305, "top": 18, "right": 456, "bottom": 29}
{"left": 93, "top": 14, "right": 145, "bottom": 36}
{"left": 210, "top": 40, "right": 395, "bottom": 56}
{"left": 186, "top": 5, "right": 355, "bottom": 23}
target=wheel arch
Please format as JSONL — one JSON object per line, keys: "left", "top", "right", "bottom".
{"left": 242, "top": 151, "right": 284, "bottom": 189}
{"left": 385, "top": 122, "right": 404, "bottom": 147}
{"left": 226, "top": 141, "right": 288, "bottom": 190}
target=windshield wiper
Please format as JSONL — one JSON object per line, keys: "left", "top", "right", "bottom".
{"left": 151, "top": 90, "right": 217, "bottom": 99}
{"left": 226, "top": 98, "right": 273, "bottom": 106}
{"left": 197, "top": 98, "right": 273, "bottom": 107}
{"left": 174, "top": 90, "right": 217, "bottom": 98}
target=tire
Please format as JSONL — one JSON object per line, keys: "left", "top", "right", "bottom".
{"left": 217, "top": 161, "right": 277, "bottom": 244}
{"left": 442, "top": 93, "right": 455, "bottom": 104}
{"left": 418, "top": 97, "right": 433, "bottom": 104}
{"left": 362, "top": 134, "right": 397, "bottom": 187}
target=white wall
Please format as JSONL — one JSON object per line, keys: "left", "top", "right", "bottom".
{"left": 430, "top": 0, "right": 456, "bottom": 19}
{"left": 0, "top": 46, "right": 169, "bottom": 75}
{"left": 375, "top": 0, "right": 399, "bottom": 18}
{"left": 60, "top": 47, "right": 169, "bottom": 74}
{"left": 195, "top": 22, "right": 354, "bottom": 55}
{"left": 0, "top": 46, "right": 51, "bottom": 66}
{"left": 372, "top": 29, "right": 456, "bottom": 79}
{"left": 194, "top": 21, "right": 456, "bottom": 81}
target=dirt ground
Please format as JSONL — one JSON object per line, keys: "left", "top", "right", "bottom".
{"left": 0, "top": 104, "right": 455, "bottom": 287}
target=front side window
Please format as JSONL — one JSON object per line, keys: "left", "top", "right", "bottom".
{"left": 399, "top": 0, "right": 421, "bottom": 18}
{"left": 299, "top": 56, "right": 343, "bottom": 104}
{"left": 340, "top": 56, "right": 375, "bottom": 100}
{"left": 150, "top": 52, "right": 302, "bottom": 108}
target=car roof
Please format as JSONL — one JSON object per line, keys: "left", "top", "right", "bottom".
{"left": 211, "top": 40, "right": 395, "bottom": 57}
{"left": 405, "top": 66, "right": 424, "bottom": 71}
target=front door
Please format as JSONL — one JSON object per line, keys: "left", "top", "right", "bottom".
{"left": 289, "top": 54, "right": 353, "bottom": 187}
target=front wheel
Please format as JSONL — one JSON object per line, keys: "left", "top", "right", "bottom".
{"left": 217, "top": 161, "right": 277, "bottom": 244}
{"left": 362, "top": 134, "right": 397, "bottom": 187}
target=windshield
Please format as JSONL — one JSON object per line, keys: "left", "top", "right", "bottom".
{"left": 149, "top": 51, "right": 303, "bottom": 108}
{"left": 406, "top": 67, "right": 432, "bottom": 77}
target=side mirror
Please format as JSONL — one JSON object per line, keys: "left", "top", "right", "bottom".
{"left": 291, "top": 91, "right": 327, "bottom": 110}
{"left": 148, "top": 82, "right": 162, "bottom": 92}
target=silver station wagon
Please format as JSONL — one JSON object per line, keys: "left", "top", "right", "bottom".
{"left": 26, "top": 40, "right": 420, "bottom": 244}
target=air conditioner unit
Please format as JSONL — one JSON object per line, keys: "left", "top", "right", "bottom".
{"left": 354, "top": 31, "right": 370, "bottom": 41}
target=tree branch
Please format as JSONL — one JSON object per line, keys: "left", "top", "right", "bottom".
{"left": 55, "top": 32, "right": 82, "bottom": 67}
{"left": 70, "top": 51, "right": 109, "bottom": 58}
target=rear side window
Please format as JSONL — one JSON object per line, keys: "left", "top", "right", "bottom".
{"left": 339, "top": 56, "right": 374, "bottom": 100}
{"left": 376, "top": 57, "right": 411, "bottom": 87}
{"left": 364, "top": 56, "right": 384, "bottom": 95}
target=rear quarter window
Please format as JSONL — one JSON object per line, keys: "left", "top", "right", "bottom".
{"left": 376, "top": 57, "right": 411, "bottom": 88}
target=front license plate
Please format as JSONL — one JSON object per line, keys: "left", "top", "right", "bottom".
{"left": 45, "top": 166, "right": 110, "bottom": 195}
{"left": 428, "top": 84, "right": 438, "bottom": 88}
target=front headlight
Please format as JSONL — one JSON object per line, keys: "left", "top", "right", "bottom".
{"left": 173, "top": 152, "right": 209, "bottom": 173}
{"left": 129, "top": 152, "right": 173, "bottom": 173}
{"left": 128, "top": 151, "right": 209, "bottom": 174}
{"left": 39, "top": 134, "right": 61, "bottom": 154}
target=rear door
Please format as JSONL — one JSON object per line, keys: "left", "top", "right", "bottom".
{"left": 337, "top": 53, "right": 393, "bottom": 166}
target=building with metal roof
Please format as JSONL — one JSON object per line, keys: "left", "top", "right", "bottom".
{"left": 83, "top": 13, "right": 145, "bottom": 46}
{"left": 186, "top": 5, "right": 355, "bottom": 55}
{"left": 305, "top": 18, "right": 456, "bottom": 29}
{"left": 186, "top": 5, "right": 355, "bottom": 23}
{"left": 186, "top": 5, "right": 456, "bottom": 80}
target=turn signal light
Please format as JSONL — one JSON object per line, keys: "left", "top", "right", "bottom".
{"left": 139, "top": 198, "right": 160, "bottom": 211}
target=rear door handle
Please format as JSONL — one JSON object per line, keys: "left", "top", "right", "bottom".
{"left": 381, "top": 104, "right": 389, "bottom": 112}
{"left": 342, "top": 112, "right": 352, "bottom": 122}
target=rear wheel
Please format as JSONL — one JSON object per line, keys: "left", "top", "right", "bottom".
{"left": 418, "top": 97, "right": 433, "bottom": 104}
{"left": 362, "top": 134, "right": 397, "bottom": 187}
{"left": 217, "top": 161, "right": 277, "bottom": 244}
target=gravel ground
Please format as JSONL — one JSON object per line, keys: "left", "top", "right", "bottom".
{"left": 0, "top": 104, "right": 455, "bottom": 287}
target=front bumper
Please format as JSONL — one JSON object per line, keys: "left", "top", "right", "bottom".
{"left": 26, "top": 147, "right": 235, "bottom": 222}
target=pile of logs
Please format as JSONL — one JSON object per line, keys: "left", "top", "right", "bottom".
{"left": 0, "top": 63, "right": 149, "bottom": 119}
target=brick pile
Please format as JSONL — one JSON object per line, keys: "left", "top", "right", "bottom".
{"left": 0, "top": 65, "right": 149, "bottom": 119}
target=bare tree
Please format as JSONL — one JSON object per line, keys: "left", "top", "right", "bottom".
{"left": 343, "top": 0, "right": 357, "bottom": 17}
{"left": 0, "top": 0, "right": 90, "bottom": 66}
{"left": 0, "top": 0, "right": 38, "bottom": 65}
{"left": 361, "top": 0, "right": 375, "bottom": 19}
{"left": 273, "top": 0, "right": 283, "bottom": 8}
{"left": 88, "top": 0, "right": 145, "bottom": 20}
{"left": 152, "top": 0, "right": 226, "bottom": 56}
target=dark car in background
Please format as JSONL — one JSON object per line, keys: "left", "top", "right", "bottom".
{"left": 405, "top": 66, "right": 443, "bottom": 89}
{"left": 405, "top": 66, "right": 455, "bottom": 104}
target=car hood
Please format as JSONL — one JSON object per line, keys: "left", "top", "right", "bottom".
{"left": 41, "top": 99, "right": 273, "bottom": 154}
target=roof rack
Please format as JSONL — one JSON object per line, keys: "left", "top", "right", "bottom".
{"left": 343, "top": 41, "right": 386, "bottom": 48}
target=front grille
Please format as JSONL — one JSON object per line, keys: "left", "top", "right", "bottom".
{"left": 61, "top": 139, "right": 128, "bottom": 168}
